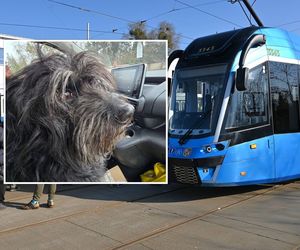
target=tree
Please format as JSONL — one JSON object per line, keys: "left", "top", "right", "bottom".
{"left": 128, "top": 22, "right": 148, "bottom": 40}
{"left": 85, "top": 41, "right": 165, "bottom": 68}
{"left": 152, "top": 22, "right": 180, "bottom": 50}
{"left": 6, "top": 42, "right": 40, "bottom": 74}
{"left": 6, "top": 42, "right": 60, "bottom": 74}
{"left": 124, "top": 21, "right": 180, "bottom": 50}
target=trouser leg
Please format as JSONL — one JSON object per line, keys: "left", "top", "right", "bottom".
{"left": 0, "top": 184, "right": 5, "bottom": 202}
{"left": 33, "top": 184, "right": 44, "bottom": 201}
{"left": 48, "top": 184, "right": 57, "bottom": 200}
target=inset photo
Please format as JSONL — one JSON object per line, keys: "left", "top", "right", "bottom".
{"left": 4, "top": 40, "right": 167, "bottom": 183}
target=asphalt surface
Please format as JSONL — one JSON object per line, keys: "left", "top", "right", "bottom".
{"left": 0, "top": 181, "right": 299, "bottom": 250}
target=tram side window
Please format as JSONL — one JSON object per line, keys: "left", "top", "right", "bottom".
{"left": 269, "top": 61, "right": 300, "bottom": 133}
{"left": 225, "top": 63, "right": 268, "bottom": 131}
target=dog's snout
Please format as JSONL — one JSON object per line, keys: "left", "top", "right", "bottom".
{"left": 110, "top": 93, "right": 135, "bottom": 123}
{"left": 118, "top": 102, "right": 135, "bottom": 123}
{"left": 111, "top": 93, "right": 135, "bottom": 123}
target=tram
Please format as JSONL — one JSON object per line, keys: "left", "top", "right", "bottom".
{"left": 168, "top": 26, "right": 300, "bottom": 186}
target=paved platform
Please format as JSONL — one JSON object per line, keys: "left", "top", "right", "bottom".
{"left": 0, "top": 182, "right": 299, "bottom": 250}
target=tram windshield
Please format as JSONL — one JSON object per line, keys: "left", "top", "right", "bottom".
{"left": 169, "top": 64, "right": 227, "bottom": 136}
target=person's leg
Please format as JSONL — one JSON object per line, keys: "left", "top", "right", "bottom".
{"left": 47, "top": 184, "right": 56, "bottom": 208}
{"left": 0, "top": 184, "right": 5, "bottom": 202}
{"left": 0, "top": 184, "right": 6, "bottom": 209}
{"left": 7, "top": 184, "right": 18, "bottom": 192}
{"left": 33, "top": 184, "right": 44, "bottom": 201}
{"left": 47, "top": 184, "right": 57, "bottom": 201}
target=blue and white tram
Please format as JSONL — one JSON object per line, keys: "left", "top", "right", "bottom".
{"left": 169, "top": 26, "right": 300, "bottom": 186}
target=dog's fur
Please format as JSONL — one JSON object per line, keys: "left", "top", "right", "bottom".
{"left": 6, "top": 51, "right": 134, "bottom": 182}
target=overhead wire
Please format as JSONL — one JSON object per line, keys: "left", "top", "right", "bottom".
{"left": 145, "top": 0, "right": 226, "bottom": 22}
{"left": 277, "top": 20, "right": 300, "bottom": 28}
{"left": 46, "top": 0, "right": 243, "bottom": 45}
{"left": 47, "top": 0, "right": 241, "bottom": 41}
{"left": 0, "top": 22, "right": 127, "bottom": 36}
{"left": 48, "top": 0, "right": 132, "bottom": 23}
{"left": 237, "top": 0, "right": 252, "bottom": 26}
{"left": 31, "top": 0, "right": 300, "bottom": 41}
{"left": 290, "top": 27, "right": 300, "bottom": 32}
{"left": 47, "top": 0, "right": 194, "bottom": 40}
{"left": 46, "top": 1, "right": 81, "bottom": 38}
{"left": 249, "top": 0, "right": 258, "bottom": 23}
{"left": 175, "top": 0, "right": 243, "bottom": 28}
{"left": 122, "top": 0, "right": 227, "bottom": 42}
{"left": 121, "top": 0, "right": 224, "bottom": 40}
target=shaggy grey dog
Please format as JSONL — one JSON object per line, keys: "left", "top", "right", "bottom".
{"left": 6, "top": 51, "right": 134, "bottom": 182}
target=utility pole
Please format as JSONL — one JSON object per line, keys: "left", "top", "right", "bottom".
{"left": 87, "top": 22, "right": 90, "bottom": 40}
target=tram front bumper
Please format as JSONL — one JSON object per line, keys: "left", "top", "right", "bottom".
{"left": 169, "top": 156, "right": 224, "bottom": 184}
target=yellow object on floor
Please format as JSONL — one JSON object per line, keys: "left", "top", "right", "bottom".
{"left": 140, "top": 162, "right": 166, "bottom": 182}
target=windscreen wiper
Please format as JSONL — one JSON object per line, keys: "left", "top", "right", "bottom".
{"left": 178, "top": 109, "right": 211, "bottom": 145}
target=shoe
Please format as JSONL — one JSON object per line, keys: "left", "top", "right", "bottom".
{"left": 47, "top": 200, "right": 54, "bottom": 208}
{"left": 0, "top": 202, "right": 6, "bottom": 210}
{"left": 21, "top": 200, "right": 39, "bottom": 210}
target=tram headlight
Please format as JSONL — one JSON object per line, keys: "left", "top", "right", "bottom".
{"left": 205, "top": 146, "right": 212, "bottom": 153}
{"left": 202, "top": 143, "right": 226, "bottom": 153}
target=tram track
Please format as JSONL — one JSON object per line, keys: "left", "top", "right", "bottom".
{"left": 111, "top": 183, "right": 292, "bottom": 250}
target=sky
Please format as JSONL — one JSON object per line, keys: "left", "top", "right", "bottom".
{"left": 1, "top": 0, "right": 300, "bottom": 49}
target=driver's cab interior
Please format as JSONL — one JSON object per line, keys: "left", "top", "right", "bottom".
{"left": 110, "top": 63, "right": 166, "bottom": 182}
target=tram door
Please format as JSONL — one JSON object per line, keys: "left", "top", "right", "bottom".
{"left": 269, "top": 61, "right": 300, "bottom": 179}
{"left": 242, "top": 43, "right": 276, "bottom": 180}
{"left": 225, "top": 43, "right": 276, "bottom": 181}
{"left": 245, "top": 62, "right": 275, "bottom": 180}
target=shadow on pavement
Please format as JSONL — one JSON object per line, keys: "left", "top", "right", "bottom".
{"left": 51, "top": 184, "right": 273, "bottom": 203}
{"left": 7, "top": 180, "right": 299, "bottom": 204}
{"left": 4, "top": 201, "right": 25, "bottom": 209}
